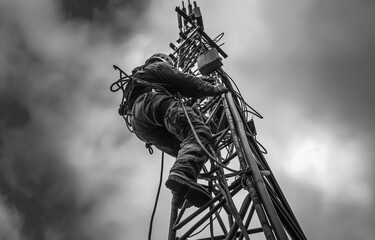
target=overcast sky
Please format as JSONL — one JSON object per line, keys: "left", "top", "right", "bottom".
{"left": 0, "top": 0, "right": 374, "bottom": 239}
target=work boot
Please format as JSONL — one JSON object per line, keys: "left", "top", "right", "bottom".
{"left": 166, "top": 171, "right": 212, "bottom": 208}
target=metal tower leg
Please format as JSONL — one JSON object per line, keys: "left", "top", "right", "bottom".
{"left": 168, "top": 196, "right": 179, "bottom": 240}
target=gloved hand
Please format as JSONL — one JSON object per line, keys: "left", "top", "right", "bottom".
{"left": 201, "top": 76, "right": 217, "bottom": 84}
{"left": 213, "top": 84, "right": 228, "bottom": 95}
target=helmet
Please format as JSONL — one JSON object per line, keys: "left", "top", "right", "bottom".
{"left": 145, "top": 53, "right": 174, "bottom": 66}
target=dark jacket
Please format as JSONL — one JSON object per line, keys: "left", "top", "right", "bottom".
{"left": 127, "top": 62, "right": 221, "bottom": 106}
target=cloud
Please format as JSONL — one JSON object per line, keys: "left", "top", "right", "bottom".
{"left": 0, "top": 96, "right": 30, "bottom": 128}
{"left": 0, "top": 0, "right": 151, "bottom": 239}
{"left": 1, "top": 0, "right": 374, "bottom": 239}
{"left": 249, "top": 1, "right": 375, "bottom": 239}
{"left": 256, "top": 0, "right": 375, "bottom": 126}
{"left": 0, "top": 197, "right": 22, "bottom": 240}
{"left": 57, "top": 0, "right": 151, "bottom": 42}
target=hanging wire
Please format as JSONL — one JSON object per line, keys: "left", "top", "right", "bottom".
{"left": 220, "top": 68, "right": 263, "bottom": 119}
{"left": 148, "top": 152, "right": 165, "bottom": 240}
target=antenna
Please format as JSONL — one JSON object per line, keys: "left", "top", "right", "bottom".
{"left": 165, "top": 2, "right": 307, "bottom": 240}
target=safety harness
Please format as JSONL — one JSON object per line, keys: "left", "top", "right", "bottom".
{"left": 112, "top": 65, "right": 170, "bottom": 129}
{"left": 112, "top": 65, "right": 174, "bottom": 153}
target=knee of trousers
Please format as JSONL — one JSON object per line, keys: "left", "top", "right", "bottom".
{"left": 165, "top": 102, "right": 213, "bottom": 144}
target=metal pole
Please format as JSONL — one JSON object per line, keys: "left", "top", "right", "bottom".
{"left": 224, "top": 194, "right": 252, "bottom": 240}
{"left": 225, "top": 92, "right": 289, "bottom": 240}
{"left": 244, "top": 175, "right": 276, "bottom": 240}
{"left": 168, "top": 196, "right": 179, "bottom": 240}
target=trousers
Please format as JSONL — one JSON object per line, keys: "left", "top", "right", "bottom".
{"left": 131, "top": 91, "right": 212, "bottom": 179}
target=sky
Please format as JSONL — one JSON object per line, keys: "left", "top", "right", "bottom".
{"left": 0, "top": 0, "right": 374, "bottom": 239}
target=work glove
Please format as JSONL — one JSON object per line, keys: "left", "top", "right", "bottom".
{"left": 201, "top": 76, "right": 217, "bottom": 84}
{"left": 213, "top": 84, "right": 228, "bottom": 95}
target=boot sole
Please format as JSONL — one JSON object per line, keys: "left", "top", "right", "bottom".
{"left": 166, "top": 173, "right": 211, "bottom": 208}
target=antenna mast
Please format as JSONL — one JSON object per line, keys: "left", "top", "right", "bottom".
{"left": 164, "top": 2, "right": 307, "bottom": 239}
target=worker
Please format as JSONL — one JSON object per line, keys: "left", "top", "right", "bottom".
{"left": 124, "top": 53, "right": 227, "bottom": 208}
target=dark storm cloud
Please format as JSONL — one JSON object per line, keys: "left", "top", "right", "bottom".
{"left": 303, "top": 0, "right": 375, "bottom": 129}
{"left": 0, "top": 0, "right": 151, "bottom": 239}
{"left": 0, "top": 136, "right": 94, "bottom": 239}
{"left": 259, "top": 0, "right": 375, "bottom": 131}
{"left": 57, "top": 0, "right": 151, "bottom": 41}
{"left": 254, "top": 1, "right": 375, "bottom": 239}
{"left": 0, "top": 95, "right": 30, "bottom": 128}
{"left": 59, "top": 0, "right": 148, "bottom": 20}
